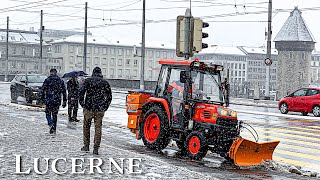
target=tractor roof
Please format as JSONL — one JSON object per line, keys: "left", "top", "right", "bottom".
{"left": 158, "top": 59, "right": 196, "bottom": 66}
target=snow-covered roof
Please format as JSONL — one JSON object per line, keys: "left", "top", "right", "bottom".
{"left": 274, "top": 7, "right": 316, "bottom": 42}
{"left": 198, "top": 45, "right": 246, "bottom": 56}
{"left": 240, "top": 46, "right": 278, "bottom": 55}
{"left": 0, "top": 31, "right": 44, "bottom": 45}
{"left": 52, "top": 34, "right": 175, "bottom": 49}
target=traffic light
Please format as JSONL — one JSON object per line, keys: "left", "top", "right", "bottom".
{"left": 176, "top": 16, "right": 193, "bottom": 57}
{"left": 192, "top": 18, "right": 209, "bottom": 53}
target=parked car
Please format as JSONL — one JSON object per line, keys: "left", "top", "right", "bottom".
{"left": 10, "top": 74, "right": 47, "bottom": 104}
{"left": 278, "top": 87, "right": 320, "bottom": 117}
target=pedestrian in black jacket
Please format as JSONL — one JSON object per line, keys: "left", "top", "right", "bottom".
{"left": 79, "top": 67, "right": 112, "bottom": 155}
{"left": 67, "top": 76, "right": 79, "bottom": 124}
{"left": 41, "top": 69, "right": 67, "bottom": 134}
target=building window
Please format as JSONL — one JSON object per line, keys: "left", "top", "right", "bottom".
{"left": 22, "top": 47, "right": 26, "bottom": 55}
{"left": 12, "top": 47, "right": 16, "bottom": 54}
{"left": 86, "top": 57, "right": 91, "bottom": 66}
{"left": 134, "top": 70, "right": 137, "bottom": 77}
{"left": 110, "top": 58, "right": 115, "bottom": 66}
{"left": 243, "top": 64, "right": 245, "bottom": 69}
{"left": 148, "top": 50, "right": 153, "bottom": 58}
{"left": 94, "top": 57, "right": 99, "bottom": 65}
{"left": 54, "top": 45, "right": 61, "bottom": 53}
{"left": 126, "top": 69, "right": 130, "bottom": 77}
{"left": 243, "top": 71, "right": 245, "bottom": 77}
{"left": 134, "top": 59, "right": 138, "bottom": 67}
{"left": 102, "top": 47, "right": 107, "bottom": 55}
{"left": 77, "top": 56, "right": 82, "bottom": 64}
{"left": 126, "top": 59, "right": 130, "bottom": 65}
{"left": 163, "top": 51, "right": 167, "bottom": 58}
{"left": 69, "top": 56, "right": 74, "bottom": 64}
{"left": 239, "top": 71, "right": 241, "bottom": 76}
{"left": 102, "top": 58, "right": 107, "bottom": 65}
{"left": 118, "top": 69, "right": 122, "bottom": 77}
{"left": 126, "top": 49, "right": 132, "bottom": 57}
{"left": 110, "top": 68, "right": 114, "bottom": 76}
{"left": 111, "top": 48, "right": 115, "bottom": 55}
{"left": 34, "top": 62, "right": 38, "bottom": 70}
{"left": 87, "top": 47, "right": 91, "bottom": 54}
{"left": 20, "top": 62, "right": 25, "bottom": 69}
{"left": 77, "top": 46, "right": 83, "bottom": 54}
{"left": 118, "top": 48, "right": 123, "bottom": 56}
{"left": 118, "top": 59, "right": 123, "bottom": 66}
{"left": 235, "top": 71, "right": 237, "bottom": 76}
{"left": 69, "top": 45, "right": 74, "bottom": 53}
{"left": 149, "top": 60, "right": 153, "bottom": 67}
{"left": 94, "top": 47, "right": 99, "bottom": 54}
{"left": 11, "top": 36, "right": 15, "bottom": 41}
{"left": 302, "top": 52, "right": 306, "bottom": 60}
{"left": 289, "top": 52, "right": 293, "bottom": 59}
{"left": 148, "top": 70, "right": 152, "bottom": 78}
{"left": 156, "top": 51, "right": 160, "bottom": 58}
{"left": 102, "top": 68, "right": 107, "bottom": 76}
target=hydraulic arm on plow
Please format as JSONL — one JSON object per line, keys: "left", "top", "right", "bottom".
{"left": 126, "top": 59, "right": 280, "bottom": 166}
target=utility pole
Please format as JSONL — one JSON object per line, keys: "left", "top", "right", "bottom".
{"left": 184, "top": 8, "right": 191, "bottom": 60}
{"left": 83, "top": 2, "right": 88, "bottom": 73}
{"left": 5, "top": 16, "right": 9, "bottom": 82}
{"left": 39, "top": 10, "right": 43, "bottom": 74}
{"left": 140, "top": 0, "right": 145, "bottom": 90}
{"left": 265, "top": 0, "right": 272, "bottom": 99}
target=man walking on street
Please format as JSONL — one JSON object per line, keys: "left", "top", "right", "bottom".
{"left": 41, "top": 68, "right": 67, "bottom": 134}
{"left": 79, "top": 67, "right": 112, "bottom": 155}
{"left": 67, "top": 76, "right": 79, "bottom": 126}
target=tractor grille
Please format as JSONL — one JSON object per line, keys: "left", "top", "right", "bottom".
{"left": 203, "top": 111, "right": 211, "bottom": 119}
{"left": 216, "top": 117, "right": 238, "bottom": 128}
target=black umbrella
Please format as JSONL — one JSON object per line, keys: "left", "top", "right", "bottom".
{"left": 62, "top": 71, "right": 87, "bottom": 78}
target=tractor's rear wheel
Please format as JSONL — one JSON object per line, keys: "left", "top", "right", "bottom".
{"left": 141, "top": 105, "right": 170, "bottom": 151}
{"left": 185, "top": 132, "right": 208, "bottom": 160}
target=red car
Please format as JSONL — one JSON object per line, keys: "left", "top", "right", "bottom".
{"left": 278, "top": 87, "right": 320, "bottom": 117}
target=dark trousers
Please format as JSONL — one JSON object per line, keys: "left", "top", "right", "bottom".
{"left": 68, "top": 98, "right": 78, "bottom": 122}
{"left": 83, "top": 109, "right": 105, "bottom": 148}
{"left": 45, "top": 106, "right": 59, "bottom": 130}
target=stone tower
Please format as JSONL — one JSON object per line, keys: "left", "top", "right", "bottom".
{"left": 274, "top": 7, "right": 316, "bottom": 99}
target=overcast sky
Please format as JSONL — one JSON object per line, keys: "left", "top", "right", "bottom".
{"left": 1, "top": 0, "right": 320, "bottom": 50}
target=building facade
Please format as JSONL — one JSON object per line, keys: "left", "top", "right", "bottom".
{"left": 51, "top": 35, "right": 179, "bottom": 81}
{"left": 0, "top": 30, "right": 55, "bottom": 79}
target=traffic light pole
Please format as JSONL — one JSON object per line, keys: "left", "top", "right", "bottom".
{"left": 184, "top": 8, "right": 191, "bottom": 60}
{"left": 39, "top": 10, "right": 43, "bottom": 74}
{"left": 83, "top": 2, "right": 88, "bottom": 73}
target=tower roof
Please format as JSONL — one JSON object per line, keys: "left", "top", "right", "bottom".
{"left": 274, "top": 7, "right": 316, "bottom": 42}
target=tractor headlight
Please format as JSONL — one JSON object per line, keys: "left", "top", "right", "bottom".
{"left": 220, "top": 109, "right": 228, "bottom": 116}
{"left": 231, "top": 111, "right": 237, "bottom": 117}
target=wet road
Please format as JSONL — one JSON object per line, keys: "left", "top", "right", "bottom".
{"left": 0, "top": 83, "right": 319, "bottom": 176}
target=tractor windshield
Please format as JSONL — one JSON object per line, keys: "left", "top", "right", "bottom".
{"left": 191, "top": 70, "right": 224, "bottom": 104}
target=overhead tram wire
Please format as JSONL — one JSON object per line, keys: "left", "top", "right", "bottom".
{"left": 9, "top": 0, "right": 84, "bottom": 9}
{"left": 0, "top": 0, "right": 73, "bottom": 14}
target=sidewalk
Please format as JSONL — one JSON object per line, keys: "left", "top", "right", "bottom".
{"left": 230, "top": 97, "right": 278, "bottom": 108}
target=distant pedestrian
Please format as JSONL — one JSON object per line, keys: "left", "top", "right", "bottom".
{"left": 79, "top": 67, "right": 112, "bottom": 155}
{"left": 67, "top": 76, "right": 79, "bottom": 125}
{"left": 41, "top": 68, "right": 67, "bottom": 134}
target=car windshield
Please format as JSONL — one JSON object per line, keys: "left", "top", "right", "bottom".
{"left": 191, "top": 70, "right": 224, "bottom": 104}
{"left": 27, "top": 75, "right": 47, "bottom": 83}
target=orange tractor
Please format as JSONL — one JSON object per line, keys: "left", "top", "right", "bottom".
{"left": 126, "top": 59, "right": 279, "bottom": 166}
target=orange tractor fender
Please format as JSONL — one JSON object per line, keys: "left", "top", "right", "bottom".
{"left": 146, "top": 97, "right": 171, "bottom": 123}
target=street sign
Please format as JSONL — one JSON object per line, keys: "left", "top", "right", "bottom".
{"left": 265, "top": 58, "right": 272, "bottom": 66}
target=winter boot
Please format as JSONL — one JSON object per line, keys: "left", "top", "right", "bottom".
{"left": 93, "top": 146, "right": 99, "bottom": 155}
{"left": 49, "top": 125, "right": 55, "bottom": 134}
{"left": 81, "top": 145, "right": 89, "bottom": 152}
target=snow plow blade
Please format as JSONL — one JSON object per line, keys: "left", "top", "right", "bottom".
{"left": 229, "top": 138, "right": 280, "bottom": 166}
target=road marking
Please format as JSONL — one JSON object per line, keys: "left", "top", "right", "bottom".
{"left": 268, "top": 127, "right": 320, "bottom": 138}
{"left": 237, "top": 109, "right": 320, "bottom": 120}
{"left": 275, "top": 149, "right": 320, "bottom": 161}
{"left": 241, "top": 131, "right": 320, "bottom": 149}
{"left": 309, "top": 126, "right": 320, "bottom": 129}
{"left": 253, "top": 128, "right": 320, "bottom": 142}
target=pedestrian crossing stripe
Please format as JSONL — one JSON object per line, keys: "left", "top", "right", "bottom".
{"left": 253, "top": 128, "right": 320, "bottom": 142}
{"left": 241, "top": 131, "right": 320, "bottom": 154}
{"left": 241, "top": 131, "right": 319, "bottom": 149}
{"left": 308, "top": 126, "right": 320, "bottom": 129}
{"left": 283, "top": 126, "right": 320, "bottom": 134}
{"left": 275, "top": 149, "right": 320, "bottom": 161}
{"left": 273, "top": 156, "right": 320, "bottom": 170}
{"left": 269, "top": 128, "right": 320, "bottom": 138}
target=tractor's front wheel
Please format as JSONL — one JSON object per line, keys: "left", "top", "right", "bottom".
{"left": 141, "top": 105, "right": 170, "bottom": 151}
{"left": 185, "top": 132, "right": 208, "bottom": 160}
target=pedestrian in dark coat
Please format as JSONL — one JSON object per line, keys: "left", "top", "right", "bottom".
{"left": 79, "top": 67, "right": 112, "bottom": 155}
{"left": 41, "top": 69, "right": 67, "bottom": 134}
{"left": 67, "top": 76, "right": 79, "bottom": 123}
